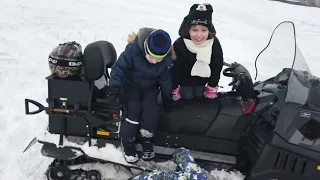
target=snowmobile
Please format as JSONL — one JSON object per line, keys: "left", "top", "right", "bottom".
{"left": 24, "top": 21, "right": 320, "bottom": 180}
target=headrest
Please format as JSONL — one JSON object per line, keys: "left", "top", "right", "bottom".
{"left": 83, "top": 41, "right": 117, "bottom": 81}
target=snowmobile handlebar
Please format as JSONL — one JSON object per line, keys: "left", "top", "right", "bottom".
{"left": 223, "top": 62, "right": 241, "bottom": 78}
{"left": 222, "top": 62, "right": 246, "bottom": 89}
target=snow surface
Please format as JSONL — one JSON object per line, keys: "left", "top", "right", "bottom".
{"left": 0, "top": 0, "right": 320, "bottom": 179}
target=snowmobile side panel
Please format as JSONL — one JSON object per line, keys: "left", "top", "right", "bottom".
{"left": 275, "top": 103, "right": 320, "bottom": 152}
{"left": 49, "top": 114, "right": 91, "bottom": 137}
{"left": 246, "top": 140, "right": 320, "bottom": 180}
{"left": 154, "top": 132, "right": 241, "bottom": 156}
{"left": 244, "top": 109, "right": 320, "bottom": 180}
{"left": 307, "top": 78, "right": 320, "bottom": 108}
{"left": 48, "top": 112, "right": 120, "bottom": 138}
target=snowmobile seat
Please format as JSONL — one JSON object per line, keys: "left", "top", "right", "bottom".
{"left": 159, "top": 98, "right": 220, "bottom": 135}
{"left": 157, "top": 63, "right": 256, "bottom": 135}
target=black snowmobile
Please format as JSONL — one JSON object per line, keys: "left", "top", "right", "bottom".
{"left": 24, "top": 21, "right": 320, "bottom": 180}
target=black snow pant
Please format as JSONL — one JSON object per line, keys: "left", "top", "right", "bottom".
{"left": 119, "top": 87, "right": 160, "bottom": 155}
{"left": 180, "top": 86, "right": 205, "bottom": 100}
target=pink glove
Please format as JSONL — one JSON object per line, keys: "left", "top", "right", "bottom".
{"left": 172, "top": 87, "right": 182, "bottom": 101}
{"left": 204, "top": 85, "right": 218, "bottom": 99}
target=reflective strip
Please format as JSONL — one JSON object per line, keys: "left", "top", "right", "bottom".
{"left": 125, "top": 118, "right": 139, "bottom": 125}
{"left": 97, "top": 131, "right": 110, "bottom": 136}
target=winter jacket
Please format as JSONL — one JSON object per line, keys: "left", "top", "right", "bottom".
{"left": 171, "top": 36, "right": 224, "bottom": 88}
{"left": 109, "top": 28, "right": 173, "bottom": 102}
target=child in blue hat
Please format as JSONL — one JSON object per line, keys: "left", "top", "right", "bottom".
{"left": 109, "top": 28, "right": 173, "bottom": 163}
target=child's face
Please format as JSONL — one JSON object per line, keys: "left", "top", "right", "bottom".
{"left": 146, "top": 54, "right": 163, "bottom": 64}
{"left": 189, "top": 25, "right": 209, "bottom": 45}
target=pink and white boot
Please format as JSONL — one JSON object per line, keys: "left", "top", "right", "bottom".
{"left": 172, "top": 87, "right": 182, "bottom": 101}
{"left": 204, "top": 85, "right": 218, "bottom": 99}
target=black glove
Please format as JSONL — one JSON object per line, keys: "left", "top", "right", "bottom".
{"left": 105, "top": 86, "right": 121, "bottom": 95}
{"left": 104, "top": 86, "right": 126, "bottom": 106}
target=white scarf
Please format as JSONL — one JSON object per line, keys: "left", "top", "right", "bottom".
{"left": 183, "top": 38, "right": 214, "bottom": 78}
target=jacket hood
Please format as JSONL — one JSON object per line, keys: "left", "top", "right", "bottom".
{"left": 127, "top": 27, "right": 156, "bottom": 50}
{"left": 127, "top": 27, "right": 176, "bottom": 60}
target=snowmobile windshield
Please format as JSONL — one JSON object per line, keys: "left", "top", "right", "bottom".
{"left": 254, "top": 21, "right": 316, "bottom": 106}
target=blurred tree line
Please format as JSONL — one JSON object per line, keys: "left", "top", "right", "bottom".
{"left": 272, "top": 0, "right": 320, "bottom": 7}
{"left": 300, "top": 0, "right": 320, "bottom": 7}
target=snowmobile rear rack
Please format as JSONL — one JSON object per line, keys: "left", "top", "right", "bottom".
{"left": 25, "top": 98, "right": 127, "bottom": 146}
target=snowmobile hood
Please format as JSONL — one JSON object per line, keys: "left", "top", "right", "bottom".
{"left": 253, "top": 21, "right": 320, "bottom": 153}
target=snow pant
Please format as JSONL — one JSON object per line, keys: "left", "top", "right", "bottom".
{"left": 180, "top": 86, "right": 205, "bottom": 100}
{"left": 119, "top": 87, "right": 160, "bottom": 155}
{"left": 130, "top": 147, "right": 206, "bottom": 180}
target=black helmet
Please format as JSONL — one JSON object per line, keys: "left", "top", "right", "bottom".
{"left": 48, "top": 41, "right": 83, "bottom": 78}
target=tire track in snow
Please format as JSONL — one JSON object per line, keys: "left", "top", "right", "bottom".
{"left": 0, "top": 36, "right": 14, "bottom": 62}
{"left": 0, "top": 52, "right": 13, "bottom": 61}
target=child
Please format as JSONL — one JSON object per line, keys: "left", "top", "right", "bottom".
{"left": 109, "top": 28, "right": 173, "bottom": 163}
{"left": 171, "top": 3, "right": 224, "bottom": 101}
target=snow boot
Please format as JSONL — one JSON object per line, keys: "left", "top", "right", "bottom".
{"left": 141, "top": 137, "right": 155, "bottom": 161}
{"left": 121, "top": 138, "right": 139, "bottom": 163}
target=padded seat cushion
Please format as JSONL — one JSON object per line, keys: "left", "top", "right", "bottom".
{"left": 158, "top": 99, "right": 220, "bottom": 135}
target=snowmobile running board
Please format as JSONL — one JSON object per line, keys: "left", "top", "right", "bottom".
{"left": 136, "top": 144, "right": 236, "bottom": 165}
{"left": 38, "top": 140, "right": 153, "bottom": 172}
{"left": 38, "top": 138, "right": 237, "bottom": 173}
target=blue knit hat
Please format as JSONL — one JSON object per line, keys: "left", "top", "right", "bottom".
{"left": 145, "top": 29, "right": 171, "bottom": 59}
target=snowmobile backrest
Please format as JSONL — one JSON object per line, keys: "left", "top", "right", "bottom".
{"left": 83, "top": 41, "right": 117, "bottom": 82}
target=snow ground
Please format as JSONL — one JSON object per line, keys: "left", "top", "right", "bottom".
{"left": 0, "top": 0, "right": 319, "bottom": 179}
